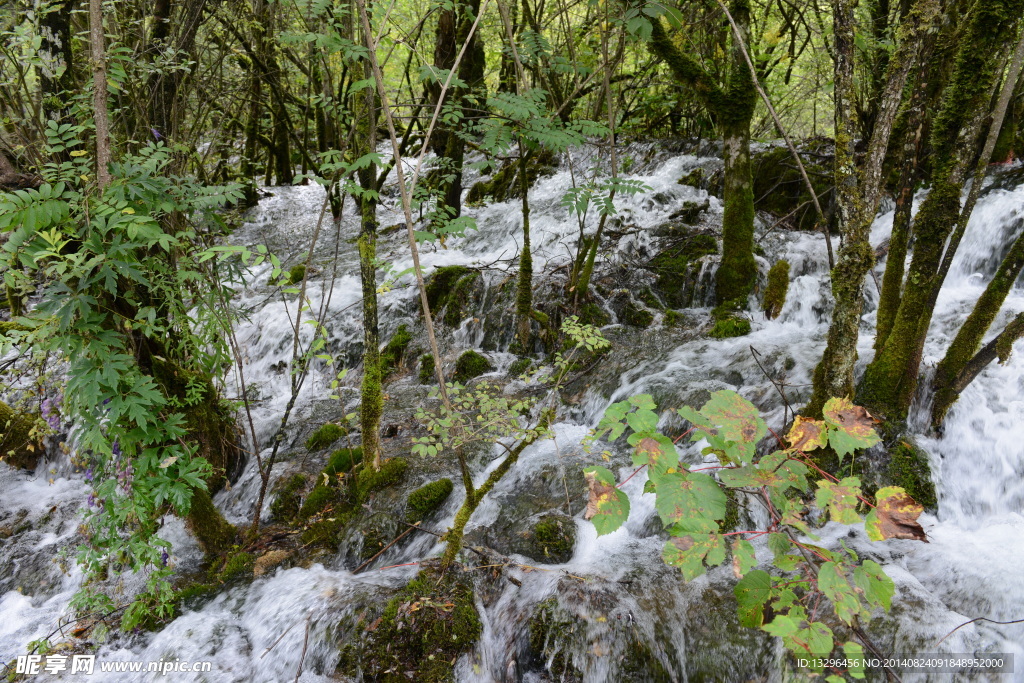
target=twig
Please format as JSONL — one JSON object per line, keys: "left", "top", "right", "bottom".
{"left": 354, "top": 522, "right": 421, "bottom": 573}
{"left": 293, "top": 615, "right": 311, "bottom": 683}
{"left": 933, "top": 615, "right": 1024, "bottom": 647}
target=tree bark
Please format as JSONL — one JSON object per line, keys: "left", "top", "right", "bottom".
{"left": 89, "top": 0, "right": 111, "bottom": 189}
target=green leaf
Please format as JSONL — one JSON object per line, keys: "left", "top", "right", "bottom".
{"left": 654, "top": 471, "right": 726, "bottom": 527}
{"left": 731, "top": 538, "right": 757, "bottom": 577}
{"left": 818, "top": 561, "right": 863, "bottom": 624}
{"left": 735, "top": 570, "right": 772, "bottom": 627}
{"left": 854, "top": 560, "right": 894, "bottom": 612}
{"left": 815, "top": 477, "right": 862, "bottom": 524}
{"left": 583, "top": 466, "right": 630, "bottom": 535}
{"left": 662, "top": 532, "right": 726, "bottom": 580}
{"left": 701, "top": 390, "right": 767, "bottom": 446}
{"left": 844, "top": 641, "right": 867, "bottom": 679}
{"left": 822, "top": 397, "right": 881, "bottom": 458}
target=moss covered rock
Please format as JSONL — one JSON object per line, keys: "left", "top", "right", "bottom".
{"left": 306, "top": 422, "right": 345, "bottom": 451}
{"left": 622, "top": 301, "right": 654, "bottom": 327}
{"left": 751, "top": 145, "right": 832, "bottom": 231}
{"left": 217, "top": 551, "right": 255, "bottom": 583}
{"left": 709, "top": 315, "right": 751, "bottom": 338}
{"left": 578, "top": 302, "right": 611, "bottom": 327}
{"left": 508, "top": 357, "right": 533, "bottom": 377}
{"left": 270, "top": 473, "right": 307, "bottom": 523}
{"left": 380, "top": 324, "right": 413, "bottom": 378}
{"left": 0, "top": 401, "right": 40, "bottom": 470}
{"left": 407, "top": 478, "right": 454, "bottom": 520}
{"left": 337, "top": 563, "right": 482, "bottom": 682}
{"left": 762, "top": 260, "right": 790, "bottom": 320}
{"left": 453, "top": 350, "right": 492, "bottom": 383}
{"left": 418, "top": 353, "right": 435, "bottom": 384}
{"left": 325, "top": 447, "right": 363, "bottom": 476}
{"left": 465, "top": 149, "right": 556, "bottom": 205}
{"left": 650, "top": 232, "right": 719, "bottom": 308}
{"left": 185, "top": 487, "right": 237, "bottom": 556}
{"left": 425, "top": 266, "right": 480, "bottom": 327}
{"left": 355, "top": 457, "right": 409, "bottom": 501}
{"left": 887, "top": 440, "right": 937, "bottom": 510}
{"left": 531, "top": 514, "right": 576, "bottom": 563}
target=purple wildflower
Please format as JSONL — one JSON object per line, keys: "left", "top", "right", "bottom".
{"left": 160, "top": 550, "right": 169, "bottom": 567}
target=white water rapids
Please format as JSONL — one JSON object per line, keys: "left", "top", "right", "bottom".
{"left": 1, "top": 145, "right": 1022, "bottom": 681}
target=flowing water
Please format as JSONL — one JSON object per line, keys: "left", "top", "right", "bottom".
{"left": 1, "top": 145, "right": 1023, "bottom": 681}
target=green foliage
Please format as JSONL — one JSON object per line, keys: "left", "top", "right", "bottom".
{"left": 452, "top": 349, "right": 493, "bottom": 383}
{"left": 762, "top": 260, "right": 790, "bottom": 320}
{"left": 218, "top": 551, "right": 255, "bottom": 582}
{"left": 585, "top": 390, "right": 924, "bottom": 676}
{"left": 710, "top": 313, "right": 752, "bottom": 338}
{"left": 306, "top": 422, "right": 345, "bottom": 451}
{"left": 270, "top": 473, "right": 308, "bottom": 523}
{"left": 406, "top": 478, "right": 454, "bottom": 520}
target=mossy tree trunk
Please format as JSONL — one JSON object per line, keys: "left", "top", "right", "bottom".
{"left": 859, "top": 0, "right": 1024, "bottom": 421}
{"left": 353, "top": 43, "right": 384, "bottom": 471}
{"left": 807, "top": 0, "right": 937, "bottom": 416}
{"left": 515, "top": 141, "right": 533, "bottom": 348}
{"left": 646, "top": 3, "right": 757, "bottom": 306}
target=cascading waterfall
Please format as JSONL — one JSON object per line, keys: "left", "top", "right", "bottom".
{"left": 1, "top": 146, "right": 1022, "bottom": 682}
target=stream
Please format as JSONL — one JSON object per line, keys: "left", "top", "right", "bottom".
{"left": 1, "top": 144, "right": 1022, "bottom": 681}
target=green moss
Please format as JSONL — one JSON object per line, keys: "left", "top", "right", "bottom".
{"left": 578, "top": 302, "right": 611, "bottom": 327}
{"left": 306, "top": 423, "right": 345, "bottom": 451}
{"left": 750, "top": 146, "right": 831, "bottom": 231}
{"left": 407, "top": 478, "right": 454, "bottom": 520}
{"left": 337, "top": 565, "right": 482, "bottom": 682}
{"left": 464, "top": 149, "right": 556, "bottom": 205}
{"left": 887, "top": 441, "right": 937, "bottom": 510}
{"left": 301, "top": 516, "right": 349, "bottom": 548}
{"left": 0, "top": 400, "right": 40, "bottom": 470}
{"left": 762, "top": 260, "right": 790, "bottom": 320}
{"left": 452, "top": 350, "right": 492, "bottom": 383}
{"left": 418, "top": 353, "right": 435, "bottom": 384}
{"left": 532, "top": 515, "right": 575, "bottom": 563}
{"left": 650, "top": 233, "right": 719, "bottom": 307}
{"left": 425, "top": 266, "right": 480, "bottom": 326}
{"left": 287, "top": 264, "right": 307, "bottom": 285}
{"left": 528, "top": 598, "right": 582, "bottom": 679}
{"left": 622, "top": 301, "right": 654, "bottom": 327}
{"left": 678, "top": 166, "right": 707, "bottom": 188}
{"left": 325, "top": 447, "right": 363, "bottom": 476}
{"left": 380, "top": 324, "right": 413, "bottom": 377}
{"left": 664, "top": 309, "right": 682, "bottom": 327}
{"left": 508, "top": 357, "right": 533, "bottom": 376}
{"left": 185, "top": 487, "right": 237, "bottom": 556}
{"left": 218, "top": 551, "right": 254, "bottom": 582}
{"left": 639, "top": 287, "right": 663, "bottom": 310}
{"left": 270, "top": 473, "right": 307, "bottom": 523}
{"left": 298, "top": 484, "right": 339, "bottom": 521}
{"left": 172, "top": 582, "right": 219, "bottom": 610}
{"left": 356, "top": 457, "right": 409, "bottom": 501}
{"left": 709, "top": 315, "right": 751, "bottom": 338}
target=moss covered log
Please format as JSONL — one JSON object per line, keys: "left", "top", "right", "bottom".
{"left": 407, "top": 478, "right": 454, "bottom": 520}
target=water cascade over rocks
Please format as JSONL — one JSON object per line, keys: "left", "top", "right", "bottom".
{"left": 1, "top": 144, "right": 1022, "bottom": 681}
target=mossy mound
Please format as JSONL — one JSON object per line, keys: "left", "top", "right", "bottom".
{"left": 465, "top": 148, "right": 556, "bottom": 205}
{"left": 577, "top": 302, "right": 611, "bottom": 327}
{"left": 271, "top": 263, "right": 307, "bottom": 286}
{"left": 185, "top": 487, "right": 237, "bottom": 556}
{"left": 270, "top": 473, "right": 307, "bottom": 523}
{"left": 622, "top": 301, "right": 654, "bottom": 327}
{"left": 0, "top": 401, "right": 40, "bottom": 470}
{"left": 380, "top": 324, "right": 413, "bottom": 377}
{"left": 418, "top": 353, "right": 435, "bottom": 384}
{"left": 887, "top": 440, "right": 937, "bottom": 510}
{"left": 355, "top": 457, "right": 409, "bottom": 501}
{"left": 762, "top": 260, "right": 790, "bottom": 320}
{"left": 508, "top": 357, "right": 533, "bottom": 377}
{"left": 337, "top": 563, "right": 482, "bottom": 682}
{"left": 650, "top": 232, "right": 718, "bottom": 308}
{"left": 407, "top": 478, "right": 454, "bottom": 520}
{"left": 709, "top": 300, "right": 751, "bottom": 339}
{"left": 325, "top": 447, "right": 363, "bottom": 476}
{"left": 531, "top": 515, "right": 576, "bottom": 563}
{"left": 425, "top": 266, "right": 480, "bottom": 326}
{"left": 453, "top": 350, "right": 492, "bottom": 383}
{"left": 217, "top": 551, "right": 255, "bottom": 583}
{"left": 306, "top": 422, "right": 345, "bottom": 451}
{"left": 751, "top": 145, "right": 832, "bottom": 231}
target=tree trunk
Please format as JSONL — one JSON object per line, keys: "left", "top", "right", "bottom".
{"left": 859, "top": 0, "right": 1023, "bottom": 420}
{"left": 38, "top": 0, "right": 75, "bottom": 127}
{"left": 89, "top": 0, "right": 111, "bottom": 189}
{"left": 515, "top": 142, "right": 533, "bottom": 348}
{"left": 716, "top": 119, "right": 756, "bottom": 305}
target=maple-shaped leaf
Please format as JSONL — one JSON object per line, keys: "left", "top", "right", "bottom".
{"left": 822, "top": 397, "right": 881, "bottom": 458}
{"left": 815, "top": 476, "right": 862, "bottom": 524}
{"left": 787, "top": 416, "right": 827, "bottom": 451}
{"left": 583, "top": 466, "right": 630, "bottom": 535}
{"left": 818, "top": 561, "right": 866, "bottom": 624}
{"left": 702, "top": 390, "right": 767, "bottom": 445}
{"left": 865, "top": 486, "right": 927, "bottom": 542}
{"left": 762, "top": 607, "right": 834, "bottom": 659}
{"left": 854, "top": 559, "right": 895, "bottom": 611}
{"left": 732, "top": 538, "right": 757, "bottom": 577}
{"left": 633, "top": 434, "right": 679, "bottom": 483}
{"left": 662, "top": 532, "right": 726, "bottom": 580}
{"left": 734, "top": 569, "right": 772, "bottom": 627}
{"left": 758, "top": 451, "right": 810, "bottom": 493}
{"left": 654, "top": 470, "right": 727, "bottom": 526}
